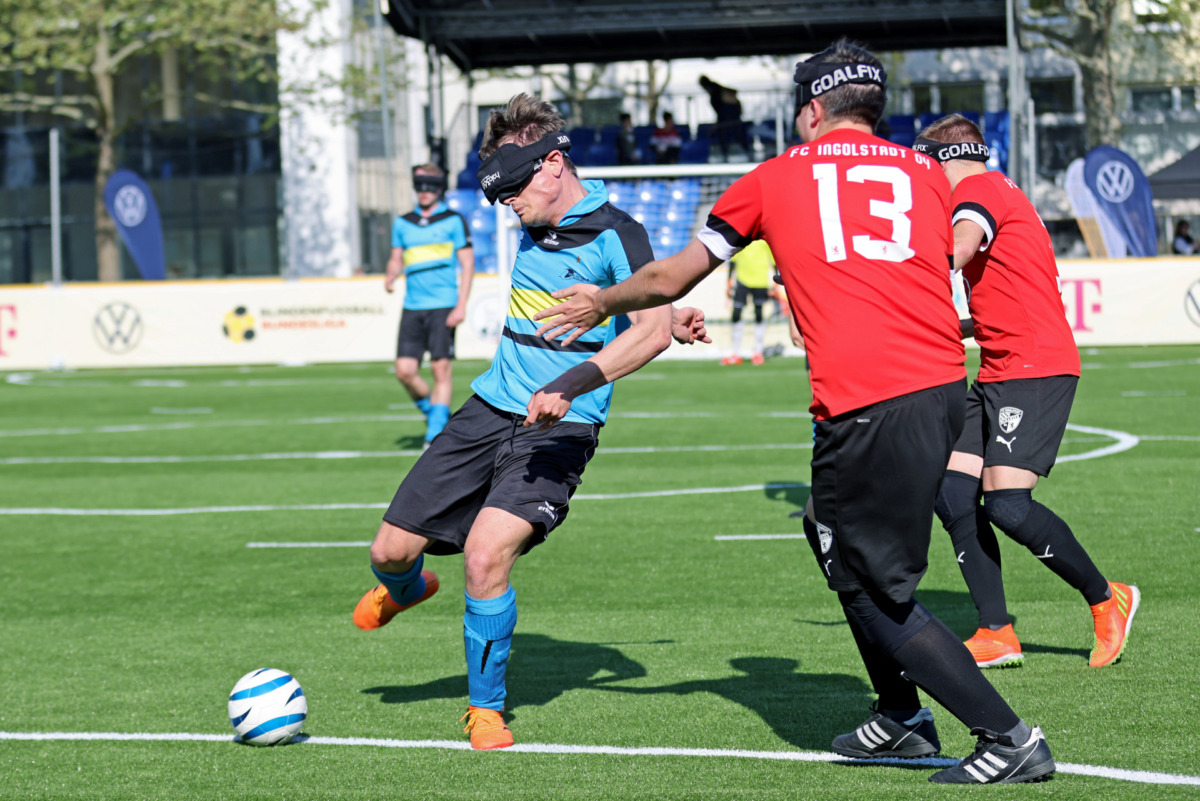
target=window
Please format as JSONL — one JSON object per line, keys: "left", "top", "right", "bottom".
{"left": 940, "top": 83, "right": 985, "bottom": 116}
{"left": 1026, "top": 0, "right": 1066, "bottom": 13}
{"left": 912, "top": 85, "right": 933, "bottom": 116}
{"left": 1130, "top": 88, "right": 1173, "bottom": 113}
{"left": 1028, "top": 78, "right": 1075, "bottom": 114}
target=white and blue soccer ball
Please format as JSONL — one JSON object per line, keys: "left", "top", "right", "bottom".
{"left": 228, "top": 668, "right": 307, "bottom": 746}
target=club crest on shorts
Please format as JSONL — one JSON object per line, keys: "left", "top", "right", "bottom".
{"left": 998, "top": 406, "right": 1024, "bottom": 434}
{"left": 816, "top": 521, "right": 833, "bottom": 554}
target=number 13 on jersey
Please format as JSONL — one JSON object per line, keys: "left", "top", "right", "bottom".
{"left": 813, "top": 163, "right": 916, "bottom": 263}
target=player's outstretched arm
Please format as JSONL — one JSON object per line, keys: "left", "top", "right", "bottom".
{"left": 524, "top": 304, "right": 673, "bottom": 428}
{"left": 534, "top": 239, "right": 722, "bottom": 344}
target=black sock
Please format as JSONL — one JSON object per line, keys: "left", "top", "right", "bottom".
{"left": 891, "top": 616, "right": 1021, "bottom": 734}
{"left": 842, "top": 607, "right": 921, "bottom": 713}
{"left": 949, "top": 504, "right": 1010, "bottom": 629}
{"left": 937, "top": 471, "right": 1009, "bottom": 629}
{"left": 987, "top": 489, "right": 1110, "bottom": 606}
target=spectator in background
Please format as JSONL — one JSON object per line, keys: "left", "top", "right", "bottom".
{"left": 616, "top": 112, "right": 640, "bottom": 165}
{"left": 1172, "top": 220, "right": 1194, "bottom": 255}
{"left": 699, "top": 75, "right": 748, "bottom": 160}
{"left": 651, "top": 111, "right": 683, "bottom": 164}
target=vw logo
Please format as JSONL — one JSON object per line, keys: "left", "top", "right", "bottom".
{"left": 93, "top": 301, "right": 144, "bottom": 354}
{"left": 113, "top": 185, "right": 148, "bottom": 227}
{"left": 1095, "top": 161, "right": 1135, "bottom": 203}
{"left": 1186, "top": 279, "right": 1200, "bottom": 328}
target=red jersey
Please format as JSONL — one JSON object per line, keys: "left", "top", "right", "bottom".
{"left": 700, "top": 128, "right": 965, "bottom": 419}
{"left": 952, "top": 171, "right": 1080, "bottom": 382}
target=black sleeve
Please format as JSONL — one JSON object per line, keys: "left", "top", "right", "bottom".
{"left": 615, "top": 220, "right": 656, "bottom": 273}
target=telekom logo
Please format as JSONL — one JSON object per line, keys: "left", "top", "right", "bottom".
{"left": 0, "top": 305, "right": 15, "bottom": 357}
{"left": 1061, "top": 278, "right": 1102, "bottom": 332}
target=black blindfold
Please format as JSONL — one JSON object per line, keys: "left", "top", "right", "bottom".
{"left": 477, "top": 131, "right": 573, "bottom": 205}
{"left": 793, "top": 61, "right": 886, "bottom": 117}
{"left": 413, "top": 174, "right": 446, "bottom": 193}
{"left": 912, "top": 138, "right": 991, "bottom": 163}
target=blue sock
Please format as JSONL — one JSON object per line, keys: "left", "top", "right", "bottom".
{"left": 414, "top": 396, "right": 432, "bottom": 416}
{"left": 426, "top": 404, "right": 450, "bottom": 442}
{"left": 463, "top": 586, "right": 517, "bottom": 711}
{"left": 372, "top": 556, "right": 426, "bottom": 606}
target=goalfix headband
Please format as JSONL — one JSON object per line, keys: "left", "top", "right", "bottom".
{"left": 912, "top": 138, "right": 991, "bottom": 163}
{"left": 477, "top": 130, "right": 573, "bottom": 204}
{"left": 793, "top": 61, "right": 887, "bottom": 114}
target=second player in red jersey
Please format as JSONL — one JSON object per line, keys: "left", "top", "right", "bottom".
{"left": 951, "top": 170, "right": 1080, "bottom": 382}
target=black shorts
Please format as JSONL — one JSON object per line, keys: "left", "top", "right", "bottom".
{"left": 732, "top": 283, "right": 769, "bottom": 309}
{"left": 396, "top": 307, "right": 456, "bottom": 361}
{"left": 383, "top": 395, "right": 599, "bottom": 556}
{"left": 806, "top": 379, "right": 966, "bottom": 604}
{"left": 952, "top": 376, "right": 1077, "bottom": 477}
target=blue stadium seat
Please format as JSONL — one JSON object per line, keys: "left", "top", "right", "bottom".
{"left": 953, "top": 110, "right": 983, "bottom": 128}
{"left": 586, "top": 143, "right": 617, "bottom": 166}
{"left": 568, "top": 127, "right": 597, "bottom": 148}
{"left": 918, "top": 112, "right": 940, "bottom": 133}
{"left": 457, "top": 168, "right": 480, "bottom": 191}
{"left": 679, "top": 138, "right": 710, "bottom": 164}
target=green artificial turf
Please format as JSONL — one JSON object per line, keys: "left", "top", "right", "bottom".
{"left": 1, "top": 346, "right": 1197, "bottom": 799}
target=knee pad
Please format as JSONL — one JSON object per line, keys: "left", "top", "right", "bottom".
{"left": 730, "top": 306, "right": 743, "bottom": 323}
{"left": 753, "top": 304, "right": 764, "bottom": 323}
{"left": 983, "top": 488, "right": 1034, "bottom": 533}
{"left": 839, "top": 590, "right": 933, "bottom": 657}
{"left": 934, "top": 470, "right": 981, "bottom": 528}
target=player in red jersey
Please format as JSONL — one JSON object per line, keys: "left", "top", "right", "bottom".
{"left": 916, "top": 115, "right": 1139, "bottom": 671}
{"left": 534, "top": 41, "right": 1054, "bottom": 785}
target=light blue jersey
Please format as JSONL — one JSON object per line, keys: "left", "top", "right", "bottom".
{"left": 471, "top": 180, "right": 653, "bottom": 425}
{"left": 391, "top": 202, "right": 472, "bottom": 310}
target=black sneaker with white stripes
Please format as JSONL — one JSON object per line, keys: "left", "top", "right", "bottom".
{"left": 831, "top": 705, "right": 941, "bottom": 759}
{"left": 929, "top": 726, "right": 1056, "bottom": 784}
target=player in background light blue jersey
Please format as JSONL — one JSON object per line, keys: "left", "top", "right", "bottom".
{"left": 385, "top": 163, "right": 474, "bottom": 446}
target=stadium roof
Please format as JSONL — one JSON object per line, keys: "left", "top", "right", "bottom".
{"left": 383, "top": 1, "right": 1009, "bottom": 72}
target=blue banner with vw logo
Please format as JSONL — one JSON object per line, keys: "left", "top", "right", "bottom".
{"left": 1082, "top": 146, "right": 1158, "bottom": 258}
{"left": 103, "top": 169, "right": 166, "bottom": 280}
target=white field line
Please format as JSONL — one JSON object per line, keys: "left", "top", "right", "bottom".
{"left": 1121, "top": 390, "right": 1187, "bottom": 397}
{"left": 1056, "top": 424, "right": 1139, "bottom": 463}
{"left": 0, "top": 483, "right": 809, "bottom": 516}
{"left": 0, "top": 426, "right": 1141, "bottom": 467}
{"left": 714, "top": 534, "right": 807, "bottom": 541}
{"left": 0, "top": 731, "right": 1195, "bottom": 786}
{"left": 247, "top": 541, "right": 373, "bottom": 548}
{"left": 0, "top": 414, "right": 426, "bottom": 439}
{"left": 0, "top": 442, "right": 813, "bottom": 466}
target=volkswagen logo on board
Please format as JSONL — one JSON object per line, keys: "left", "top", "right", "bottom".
{"left": 93, "top": 301, "right": 144, "bottom": 354}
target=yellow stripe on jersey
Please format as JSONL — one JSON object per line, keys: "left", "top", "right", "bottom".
{"left": 508, "top": 286, "right": 611, "bottom": 326}
{"left": 403, "top": 242, "right": 455, "bottom": 268}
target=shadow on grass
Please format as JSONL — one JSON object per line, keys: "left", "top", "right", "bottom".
{"left": 763, "top": 481, "right": 810, "bottom": 516}
{"left": 392, "top": 433, "right": 425, "bottom": 450}
{"left": 361, "top": 632, "right": 653, "bottom": 715}
{"left": 596, "top": 656, "right": 875, "bottom": 752}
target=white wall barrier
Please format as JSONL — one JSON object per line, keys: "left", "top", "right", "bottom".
{"left": 1, "top": 258, "right": 1198, "bottom": 371}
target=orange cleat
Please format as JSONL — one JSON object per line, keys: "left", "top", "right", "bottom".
{"left": 720, "top": 354, "right": 743, "bottom": 366}
{"left": 1089, "top": 582, "right": 1139, "bottom": 667}
{"left": 460, "top": 706, "right": 513, "bottom": 750}
{"left": 964, "top": 623, "right": 1024, "bottom": 668}
{"left": 750, "top": 352, "right": 765, "bottom": 365}
{"left": 352, "top": 570, "right": 439, "bottom": 631}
